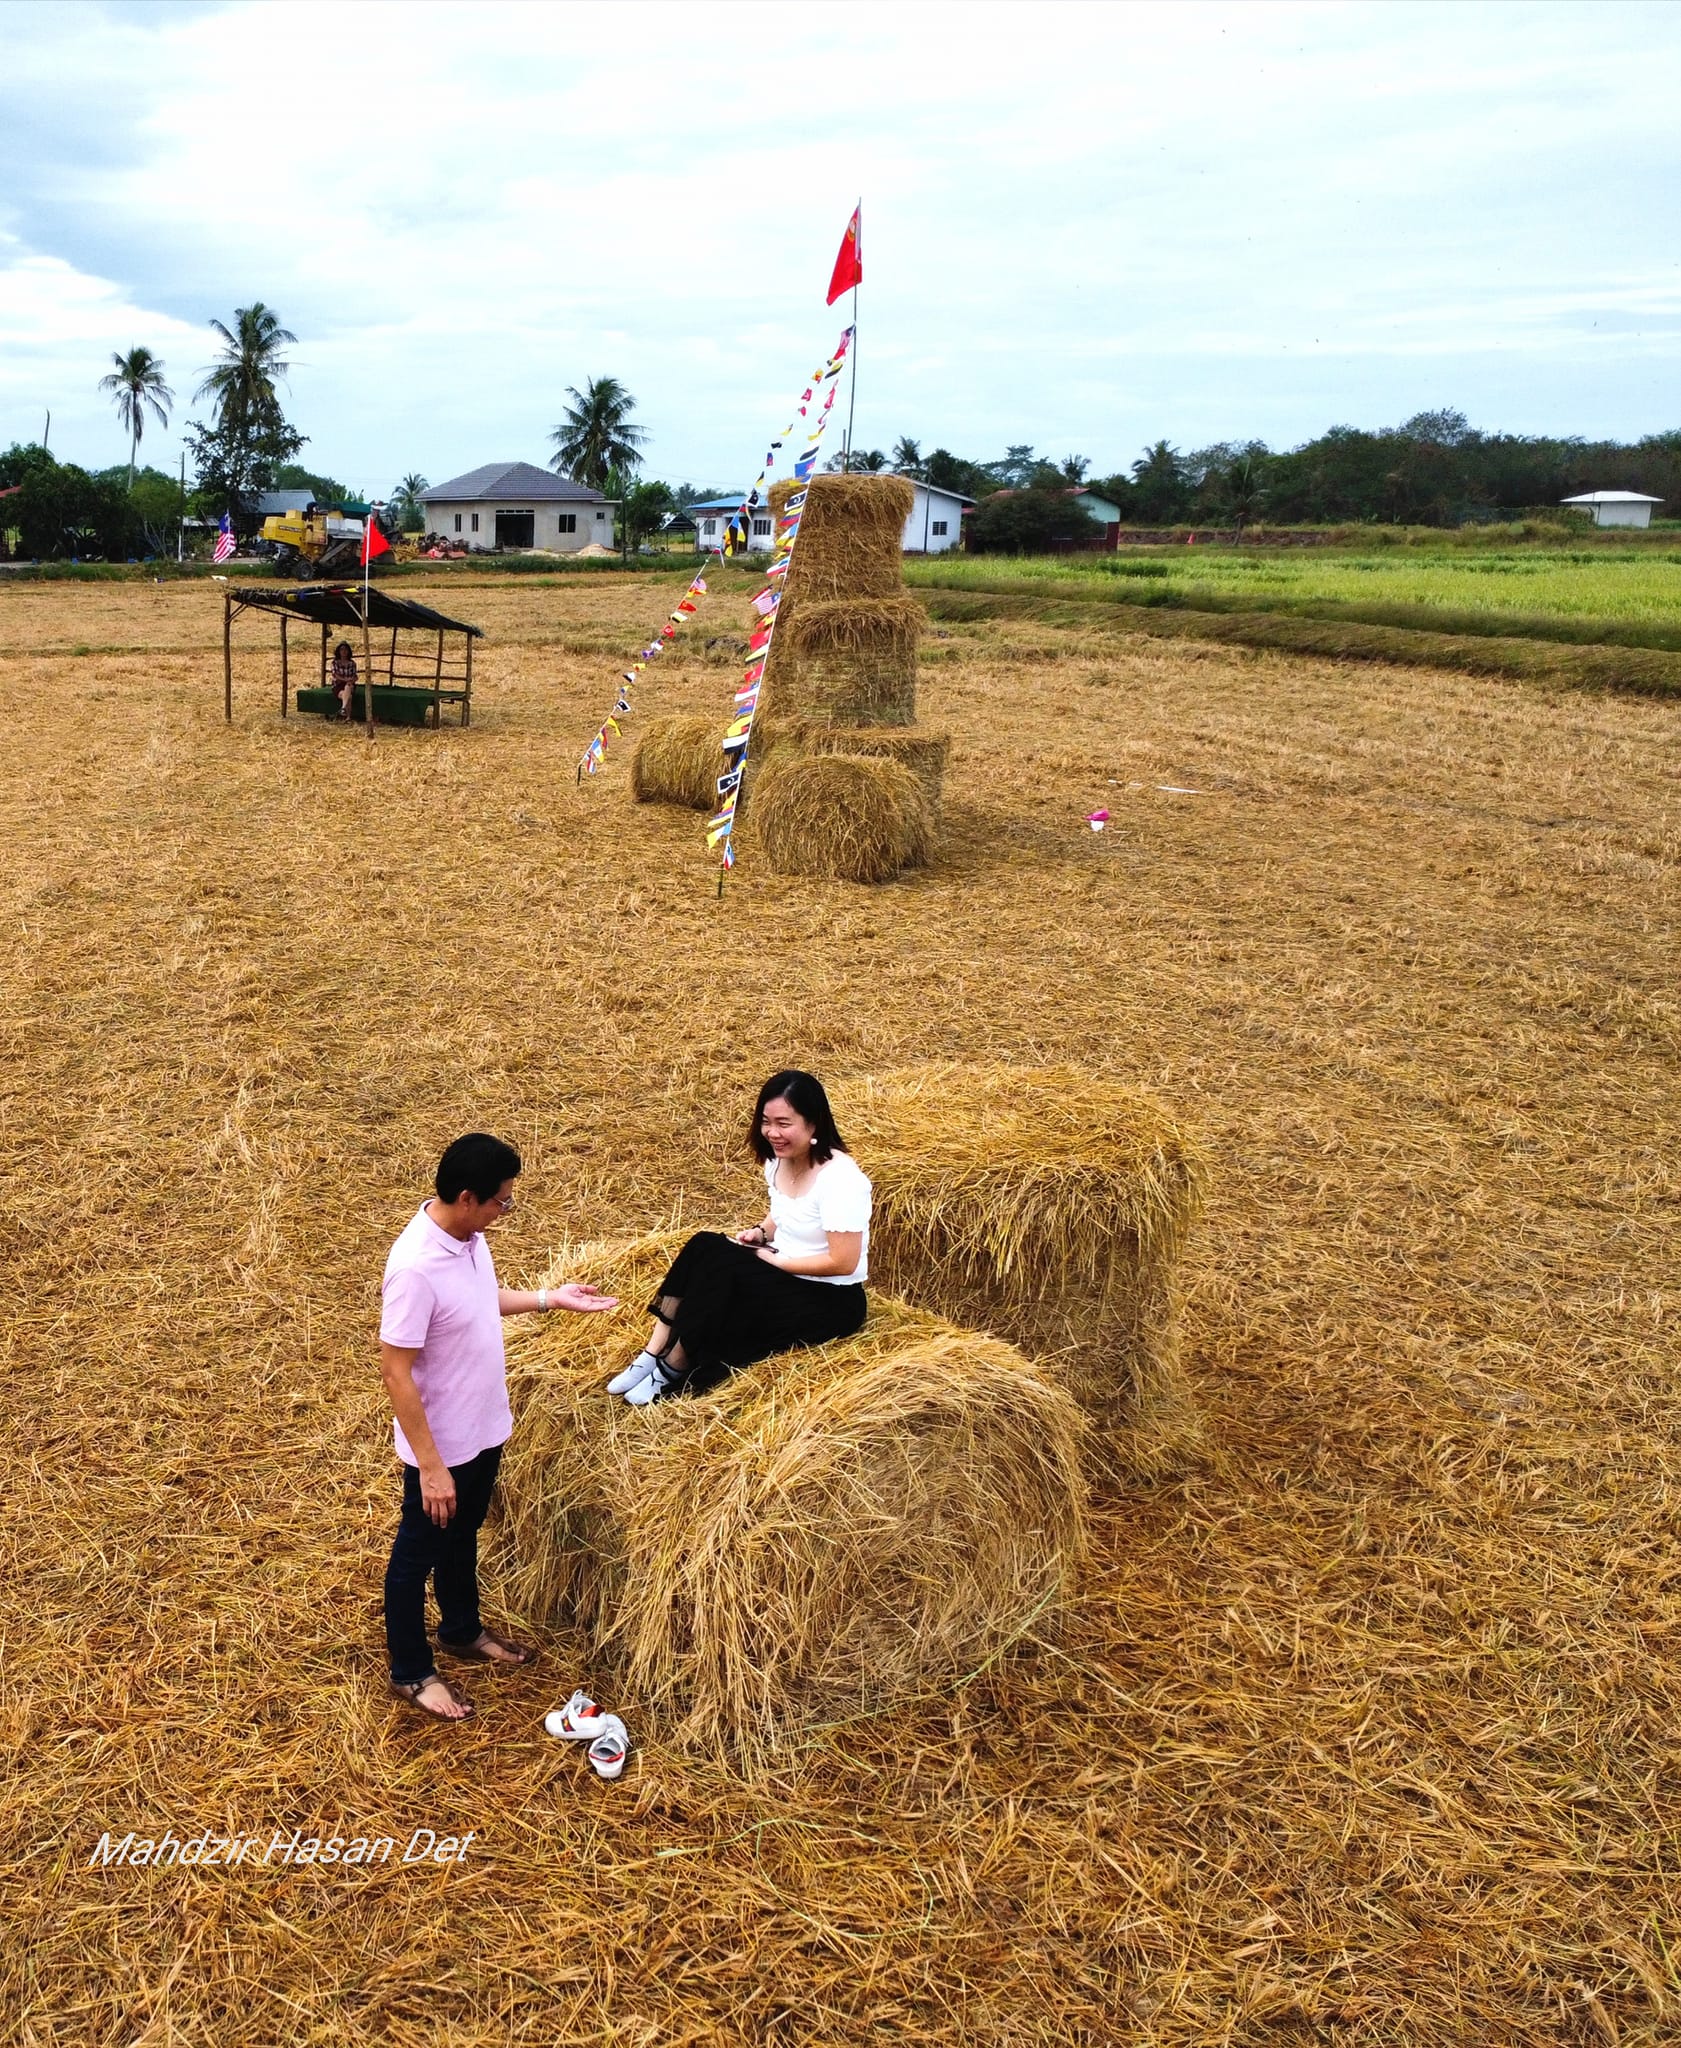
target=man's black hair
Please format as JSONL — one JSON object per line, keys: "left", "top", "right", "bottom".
{"left": 435, "top": 1132, "right": 522, "bottom": 1204}
{"left": 748, "top": 1070, "right": 847, "bottom": 1164}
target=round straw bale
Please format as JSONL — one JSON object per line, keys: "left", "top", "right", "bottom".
{"left": 498, "top": 1231, "right": 1088, "bottom": 1753}
{"left": 630, "top": 715, "right": 721, "bottom": 811}
{"left": 751, "top": 750, "right": 932, "bottom": 883}
{"left": 771, "top": 475, "right": 913, "bottom": 601}
{"left": 847, "top": 1064, "right": 1208, "bottom": 1477}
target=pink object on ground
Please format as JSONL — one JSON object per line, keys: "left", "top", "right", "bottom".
{"left": 380, "top": 1206, "right": 514, "bottom": 1466}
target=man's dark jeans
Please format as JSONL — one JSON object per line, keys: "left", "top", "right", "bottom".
{"left": 384, "top": 1444, "right": 503, "bottom": 1685}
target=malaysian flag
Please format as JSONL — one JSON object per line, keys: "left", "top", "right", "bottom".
{"left": 213, "top": 513, "right": 235, "bottom": 563}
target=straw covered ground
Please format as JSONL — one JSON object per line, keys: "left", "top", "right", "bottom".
{"left": 2, "top": 569, "right": 1678, "bottom": 2043}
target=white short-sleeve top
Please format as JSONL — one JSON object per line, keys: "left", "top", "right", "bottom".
{"left": 765, "top": 1151, "right": 871, "bottom": 1285}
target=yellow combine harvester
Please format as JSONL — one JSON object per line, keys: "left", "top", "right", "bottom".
{"left": 258, "top": 504, "right": 383, "bottom": 579}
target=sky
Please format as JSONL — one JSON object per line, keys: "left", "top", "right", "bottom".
{"left": 3, "top": 0, "right": 1679, "bottom": 498}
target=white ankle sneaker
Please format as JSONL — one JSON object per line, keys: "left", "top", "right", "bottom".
{"left": 606, "top": 1351, "right": 660, "bottom": 1396}
{"left": 623, "top": 1365, "right": 671, "bottom": 1407}
{"left": 543, "top": 1688, "right": 609, "bottom": 1741}
{"left": 587, "top": 1714, "right": 631, "bottom": 1780}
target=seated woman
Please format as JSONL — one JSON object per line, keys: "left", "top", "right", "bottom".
{"left": 330, "top": 639, "right": 358, "bottom": 719}
{"left": 609, "top": 1069, "right": 871, "bottom": 1406}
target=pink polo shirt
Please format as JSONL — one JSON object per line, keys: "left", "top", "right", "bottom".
{"left": 380, "top": 1205, "right": 514, "bottom": 1467}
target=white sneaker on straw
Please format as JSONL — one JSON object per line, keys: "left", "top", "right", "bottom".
{"left": 543, "top": 1689, "right": 608, "bottom": 1741}
{"left": 587, "top": 1715, "right": 630, "bottom": 1780}
{"left": 623, "top": 1365, "right": 670, "bottom": 1407}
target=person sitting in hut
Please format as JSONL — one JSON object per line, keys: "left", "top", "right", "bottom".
{"left": 608, "top": 1069, "right": 871, "bottom": 1406}
{"left": 330, "top": 639, "right": 358, "bottom": 720}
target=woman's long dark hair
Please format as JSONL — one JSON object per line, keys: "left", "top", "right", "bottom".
{"left": 749, "top": 1069, "right": 847, "bottom": 1164}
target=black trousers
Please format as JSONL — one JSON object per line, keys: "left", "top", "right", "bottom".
{"left": 654, "top": 1230, "right": 868, "bottom": 1396}
{"left": 383, "top": 1443, "right": 503, "bottom": 1685}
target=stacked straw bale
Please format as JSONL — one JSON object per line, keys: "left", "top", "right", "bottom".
{"left": 630, "top": 715, "right": 719, "bottom": 811}
{"left": 768, "top": 474, "right": 913, "bottom": 602}
{"left": 847, "top": 1064, "right": 1208, "bottom": 1477}
{"left": 498, "top": 1230, "right": 1088, "bottom": 1754}
{"left": 772, "top": 594, "right": 923, "bottom": 726}
{"left": 754, "top": 717, "right": 951, "bottom": 816}
{"left": 749, "top": 750, "right": 932, "bottom": 885}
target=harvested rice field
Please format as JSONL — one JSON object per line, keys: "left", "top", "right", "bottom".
{"left": 3, "top": 572, "right": 1678, "bottom": 2044}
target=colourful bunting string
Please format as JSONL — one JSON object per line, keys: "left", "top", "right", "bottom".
{"left": 577, "top": 564, "right": 714, "bottom": 780}
{"left": 719, "top": 331, "right": 853, "bottom": 557}
{"left": 709, "top": 324, "right": 853, "bottom": 879}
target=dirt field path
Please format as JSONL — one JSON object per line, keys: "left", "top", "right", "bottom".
{"left": 2, "top": 577, "right": 1676, "bottom": 2044}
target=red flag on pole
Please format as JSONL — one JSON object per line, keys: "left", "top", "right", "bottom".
{"left": 362, "top": 513, "right": 391, "bottom": 565}
{"left": 826, "top": 205, "right": 862, "bottom": 304}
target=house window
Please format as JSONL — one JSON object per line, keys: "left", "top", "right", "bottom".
{"left": 702, "top": 518, "right": 717, "bottom": 536}
{"left": 471, "top": 512, "right": 479, "bottom": 533}
{"left": 932, "top": 520, "right": 948, "bottom": 536}
{"left": 752, "top": 517, "right": 771, "bottom": 537}
{"left": 558, "top": 513, "right": 577, "bottom": 534}
{"left": 453, "top": 513, "right": 462, "bottom": 533}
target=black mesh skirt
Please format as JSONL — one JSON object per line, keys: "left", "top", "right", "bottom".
{"left": 651, "top": 1230, "right": 867, "bottom": 1396}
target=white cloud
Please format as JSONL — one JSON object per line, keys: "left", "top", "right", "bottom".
{"left": 3, "top": 0, "right": 1681, "bottom": 480}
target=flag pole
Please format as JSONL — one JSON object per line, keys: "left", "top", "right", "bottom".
{"left": 362, "top": 502, "right": 375, "bottom": 739}
{"left": 842, "top": 199, "right": 860, "bottom": 474}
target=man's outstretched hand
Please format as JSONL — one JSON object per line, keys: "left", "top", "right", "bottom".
{"left": 552, "top": 1283, "right": 620, "bottom": 1313}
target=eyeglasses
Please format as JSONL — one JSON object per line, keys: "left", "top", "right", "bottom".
{"left": 485, "top": 1193, "right": 515, "bottom": 1212}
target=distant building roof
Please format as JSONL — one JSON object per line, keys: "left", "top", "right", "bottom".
{"left": 1560, "top": 491, "right": 1664, "bottom": 505}
{"left": 422, "top": 461, "right": 609, "bottom": 504}
{"left": 690, "top": 496, "right": 747, "bottom": 513}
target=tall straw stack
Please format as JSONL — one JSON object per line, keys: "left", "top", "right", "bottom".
{"left": 847, "top": 1064, "right": 1208, "bottom": 1477}
{"left": 764, "top": 476, "right": 922, "bottom": 731}
{"left": 630, "top": 715, "right": 720, "bottom": 811}
{"left": 497, "top": 1232, "right": 1089, "bottom": 1754}
{"left": 750, "top": 750, "right": 932, "bottom": 884}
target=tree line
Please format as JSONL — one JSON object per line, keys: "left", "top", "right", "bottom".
{"left": 8, "top": 311, "right": 1681, "bottom": 562}
{"left": 874, "top": 413, "right": 1681, "bottom": 550}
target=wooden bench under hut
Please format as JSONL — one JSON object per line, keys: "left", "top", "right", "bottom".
{"left": 221, "top": 584, "right": 483, "bottom": 730}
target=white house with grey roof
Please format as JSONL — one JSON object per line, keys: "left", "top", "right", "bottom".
{"left": 420, "top": 462, "right": 616, "bottom": 552}
{"left": 1559, "top": 490, "right": 1664, "bottom": 529}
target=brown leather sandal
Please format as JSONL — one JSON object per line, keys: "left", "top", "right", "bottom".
{"left": 437, "top": 1628, "right": 536, "bottom": 1668}
{"left": 390, "top": 1673, "right": 475, "bottom": 1721}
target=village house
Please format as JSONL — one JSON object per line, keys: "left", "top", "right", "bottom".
{"left": 420, "top": 462, "right": 616, "bottom": 552}
{"left": 1559, "top": 490, "right": 1664, "bottom": 529}
{"left": 1069, "top": 486, "right": 1122, "bottom": 548}
{"left": 690, "top": 479, "right": 972, "bottom": 554}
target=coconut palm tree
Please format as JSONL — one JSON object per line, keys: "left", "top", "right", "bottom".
{"left": 391, "top": 472, "right": 429, "bottom": 531}
{"left": 550, "top": 377, "right": 647, "bottom": 492}
{"left": 891, "top": 436, "right": 925, "bottom": 479}
{"left": 99, "top": 346, "right": 174, "bottom": 490}
{"left": 194, "top": 303, "right": 297, "bottom": 434}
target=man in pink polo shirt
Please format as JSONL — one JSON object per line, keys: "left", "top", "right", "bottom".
{"left": 380, "top": 1132, "right": 617, "bottom": 1722}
